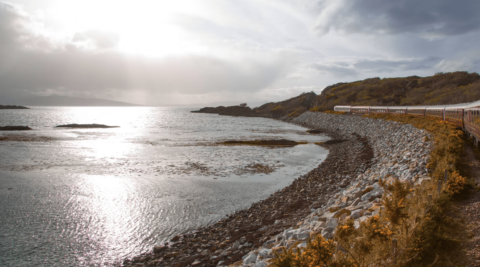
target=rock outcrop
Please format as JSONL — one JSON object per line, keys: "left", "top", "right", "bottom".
{"left": 0, "top": 105, "right": 29, "bottom": 109}
{"left": 191, "top": 106, "right": 258, "bottom": 117}
{"left": 0, "top": 126, "right": 32, "bottom": 131}
{"left": 191, "top": 92, "right": 317, "bottom": 118}
{"left": 55, "top": 124, "right": 119, "bottom": 128}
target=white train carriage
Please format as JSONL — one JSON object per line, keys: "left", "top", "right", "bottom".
{"left": 406, "top": 106, "right": 426, "bottom": 117}
{"left": 388, "top": 106, "right": 407, "bottom": 115}
{"left": 425, "top": 106, "right": 446, "bottom": 120}
{"left": 350, "top": 106, "right": 370, "bottom": 114}
{"left": 334, "top": 106, "right": 351, "bottom": 112}
{"left": 369, "top": 106, "right": 389, "bottom": 114}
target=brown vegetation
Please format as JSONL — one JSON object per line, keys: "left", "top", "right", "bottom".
{"left": 311, "top": 71, "right": 480, "bottom": 111}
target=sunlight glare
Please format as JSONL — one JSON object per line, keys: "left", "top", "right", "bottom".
{"left": 51, "top": 0, "right": 206, "bottom": 56}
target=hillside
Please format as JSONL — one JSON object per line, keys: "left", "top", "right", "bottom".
{"left": 192, "top": 92, "right": 316, "bottom": 118}
{"left": 312, "top": 71, "right": 480, "bottom": 111}
{"left": 192, "top": 71, "right": 480, "bottom": 118}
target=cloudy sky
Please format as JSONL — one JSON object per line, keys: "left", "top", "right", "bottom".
{"left": 1, "top": 0, "right": 479, "bottom": 106}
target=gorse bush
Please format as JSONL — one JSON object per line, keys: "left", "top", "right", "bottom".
{"left": 271, "top": 114, "right": 470, "bottom": 267}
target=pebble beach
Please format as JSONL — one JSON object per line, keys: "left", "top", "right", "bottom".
{"left": 121, "top": 112, "right": 433, "bottom": 267}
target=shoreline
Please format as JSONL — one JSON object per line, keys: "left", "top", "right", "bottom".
{"left": 120, "top": 113, "right": 377, "bottom": 267}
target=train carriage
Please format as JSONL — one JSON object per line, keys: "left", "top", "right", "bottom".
{"left": 425, "top": 107, "right": 445, "bottom": 120}
{"left": 406, "top": 107, "right": 426, "bottom": 117}
{"left": 388, "top": 107, "right": 407, "bottom": 115}
{"left": 334, "top": 106, "right": 351, "bottom": 112}
{"left": 369, "top": 106, "right": 389, "bottom": 114}
{"left": 351, "top": 106, "right": 370, "bottom": 114}
{"left": 465, "top": 100, "right": 480, "bottom": 146}
{"left": 445, "top": 106, "right": 464, "bottom": 128}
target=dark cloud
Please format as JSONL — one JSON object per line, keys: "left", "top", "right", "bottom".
{"left": 314, "top": 0, "right": 480, "bottom": 38}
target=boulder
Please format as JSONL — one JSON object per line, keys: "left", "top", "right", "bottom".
{"left": 326, "top": 218, "right": 338, "bottom": 228}
{"left": 153, "top": 245, "right": 167, "bottom": 254}
{"left": 243, "top": 253, "right": 257, "bottom": 264}
{"left": 254, "top": 262, "right": 267, "bottom": 267}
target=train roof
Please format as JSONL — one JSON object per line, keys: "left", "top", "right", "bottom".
{"left": 466, "top": 100, "right": 480, "bottom": 109}
{"left": 351, "top": 106, "right": 371, "bottom": 109}
{"left": 406, "top": 106, "right": 427, "bottom": 109}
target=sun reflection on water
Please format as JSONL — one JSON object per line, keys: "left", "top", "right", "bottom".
{"left": 79, "top": 175, "right": 139, "bottom": 259}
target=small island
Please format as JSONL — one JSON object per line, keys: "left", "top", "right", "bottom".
{"left": 0, "top": 105, "right": 29, "bottom": 109}
{"left": 55, "top": 124, "right": 119, "bottom": 128}
{"left": 0, "top": 126, "right": 32, "bottom": 131}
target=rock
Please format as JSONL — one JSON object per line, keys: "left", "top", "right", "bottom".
{"left": 351, "top": 210, "right": 361, "bottom": 219}
{"left": 163, "top": 252, "right": 179, "bottom": 258}
{"left": 232, "top": 241, "right": 241, "bottom": 249}
{"left": 192, "top": 260, "right": 201, "bottom": 265}
{"left": 333, "top": 208, "right": 351, "bottom": 219}
{"left": 257, "top": 249, "right": 272, "bottom": 259}
{"left": 361, "top": 190, "right": 383, "bottom": 202}
{"left": 329, "top": 205, "right": 340, "bottom": 212}
{"left": 271, "top": 246, "right": 286, "bottom": 256}
{"left": 243, "top": 253, "right": 257, "bottom": 264}
{"left": 326, "top": 218, "right": 338, "bottom": 228}
{"left": 296, "top": 230, "right": 311, "bottom": 241}
{"left": 153, "top": 245, "right": 167, "bottom": 254}
{"left": 255, "top": 262, "right": 268, "bottom": 267}
{"left": 171, "top": 235, "right": 180, "bottom": 242}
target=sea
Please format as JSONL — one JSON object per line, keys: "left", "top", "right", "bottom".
{"left": 0, "top": 107, "right": 329, "bottom": 267}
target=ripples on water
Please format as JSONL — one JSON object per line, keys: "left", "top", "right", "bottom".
{"left": 0, "top": 107, "right": 328, "bottom": 266}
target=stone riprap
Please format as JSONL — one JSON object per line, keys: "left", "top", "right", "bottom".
{"left": 229, "top": 112, "right": 433, "bottom": 267}
{"left": 120, "top": 112, "right": 433, "bottom": 267}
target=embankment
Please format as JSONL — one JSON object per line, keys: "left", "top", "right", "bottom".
{"left": 120, "top": 112, "right": 432, "bottom": 267}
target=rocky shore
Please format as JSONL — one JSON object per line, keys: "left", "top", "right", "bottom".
{"left": 120, "top": 112, "right": 433, "bottom": 267}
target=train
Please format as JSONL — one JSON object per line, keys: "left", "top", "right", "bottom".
{"left": 334, "top": 100, "right": 480, "bottom": 147}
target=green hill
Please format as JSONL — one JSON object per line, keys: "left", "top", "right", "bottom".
{"left": 312, "top": 71, "right": 480, "bottom": 111}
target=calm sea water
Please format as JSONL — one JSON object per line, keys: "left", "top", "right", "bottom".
{"left": 0, "top": 107, "right": 328, "bottom": 267}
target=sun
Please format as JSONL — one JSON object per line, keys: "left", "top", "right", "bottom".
{"left": 49, "top": 0, "right": 205, "bottom": 57}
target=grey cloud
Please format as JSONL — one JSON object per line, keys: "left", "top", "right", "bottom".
{"left": 314, "top": 0, "right": 480, "bottom": 38}
{"left": 0, "top": 2, "right": 293, "bottom": 105}
{"left": 311, "top": 57, "right": 442, "bottom": 76}
{"left": 72, "top": 30, "right": 120, "bottom": 49}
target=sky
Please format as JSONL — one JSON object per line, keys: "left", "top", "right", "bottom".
{"left": 0, "top": 0, "right": 479, "bottom": 106}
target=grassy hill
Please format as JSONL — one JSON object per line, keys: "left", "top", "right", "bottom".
{"left": 311, "top": 71, "right": 480, "bottom": 111}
